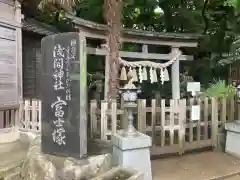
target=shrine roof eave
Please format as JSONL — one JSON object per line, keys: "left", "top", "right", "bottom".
{"left": 22, "top": 18, "right": 59, "bottom": 36}
{"left": 66, "top": 13, "right": 203, "bottom": 47}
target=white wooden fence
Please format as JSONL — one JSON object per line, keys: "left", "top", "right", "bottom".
{"left": 19, "top": 99, "right": 41, "bottom": 133}
{"left": 0, "top": 109, "right": 17, "bottom": 132}
{"left": 0, "top": 97, "right": 238, "bottom": 156}
{"left": 0, "top": 99, "right": 42, "bottom": 134}
{"left": 90, "top": 98, "right": 238, "bottom": 155}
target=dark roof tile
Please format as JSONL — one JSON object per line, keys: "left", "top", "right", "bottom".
{"left": 22, "top": 18, "right": 59, "bottom": 36}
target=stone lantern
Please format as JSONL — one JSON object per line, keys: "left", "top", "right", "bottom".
{"left": 119, "top": 74, "right": 141, "bottom": 137}
{"left": 112, "top": 73, "right": 152, "bottom": 180}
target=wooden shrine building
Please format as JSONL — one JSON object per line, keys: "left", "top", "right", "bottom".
{"left": 0, "top": 0, "right": 22, "bottom": 143}
{"left": 22, "top": 18, "right": 59, "bottom": 99}
{"left": 0, "top": 17, "right": 59, "bottom": 143}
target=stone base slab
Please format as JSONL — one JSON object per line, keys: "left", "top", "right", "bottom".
{"left": 112, "top": 130, "right": 152, "bottom": 180}
{"left": 225, "top": 120, "right": 240, "bottom": 158}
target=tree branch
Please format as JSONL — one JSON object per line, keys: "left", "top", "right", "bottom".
{"left": 202, "top": 0, "right": 209, "bottom": 34}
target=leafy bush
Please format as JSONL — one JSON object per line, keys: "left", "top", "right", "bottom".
{"left": 204, "top": 80, "right": 236, "bottom": 99}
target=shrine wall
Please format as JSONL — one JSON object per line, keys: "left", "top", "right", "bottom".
{"left": 0, "top": 0, "right": 22, "bottom": 110}
{"left": 0, "top": 0, "right": 15, "bottom": 21}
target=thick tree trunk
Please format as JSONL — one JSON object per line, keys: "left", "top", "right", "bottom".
{"left": 104, "top": 0, "right": 122, "bottom": 100}
{"left": 158, "top": 2, "right": 174, "bottom": 32}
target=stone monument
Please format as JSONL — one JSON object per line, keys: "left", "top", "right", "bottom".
{"left": 41, "top": 32, "right": 87, "bottom": 158}
{"left": 112, "top": 74, "right": 152, "bottom": 180}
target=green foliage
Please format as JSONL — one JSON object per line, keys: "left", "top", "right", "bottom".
{"left": 218, "top": 36, "right": 240, "bottom": 66}
{"left": 225, "top": 0, "right": 240, "bottom": 9}
{"left": 74, "top": 0, "right": 105, "bottom": 24}
{"left": 203, "top": 80, "right": 236, "bottom": 99}
{"left": 24, "top": 0, "right": 240, "bottom": 90}
{"left": 38, "top": 0, "right": 76, "bottom": 11}
{"left": 72, "top": 0, "right": 240, "bottom": 84}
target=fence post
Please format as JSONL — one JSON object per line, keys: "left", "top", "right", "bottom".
{"left": 0, "top": 109, "right": 3, "bottom": 129}
{"left": 160, "top": 99, "right": 166, "bottom": 147}
{"left": 229, "top": 97, "right": 234, "bottom": 121}
{"left": 101, "top": 100, "right": 108, "bottom": 140}
{"left": 16, "top": 100, "right": 23, "bottom": 130}
{"left": 220, "top": 98, "right": 227, "bottom": 125}
{"left": 121, "top": 98, "right": 127, "bottom": 130}
{"left": 137, "top": 100, "right": 142, "bottom": 132}
{"left": 137, "top": 99, "right": 146, "bottom": 133}
{"left": 151, "top": 99, "right": 156, "bottom": 147}
{"left": 111, "top": 99, "right": 117, "bottom": 134}
{"left": 189, "top": 98, "right": 194, "bottom": 143}
{"left": 32, "top": 99, "right": 37, "bottom": 131}
{"left": 203, "top": 97, "right": 209, "bottom": 140}
{"left": 90, "top": 100, "right": 97, "bottom": 138}
{"left": 24, "top": 100, "right": 30, "bottom": 129}
{"left": 5, "top": 109, "right": 10, "bottom": 128}
{"left": 38, "top": 100, "right": 42, "bottom": 132}
{"left": 237, "top": 100, "right": 240, "bottom": 120}
{"left": 14, "top": 100, "right": 23, "bottom": 130}
{"left": 179, "top": 99, "right": 186, "bottom": 155}
{"left": 169, "top": 100, "right": 174, "bottom": 146}
{"left": 211, "top": 97, "right": 218, "bottom": 150}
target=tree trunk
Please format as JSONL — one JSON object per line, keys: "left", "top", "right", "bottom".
{"left": 104, "top": 0, "right": 122, "bottom": 100}
{"left": 159, "top": 2, "right": 174, "bottom": 32}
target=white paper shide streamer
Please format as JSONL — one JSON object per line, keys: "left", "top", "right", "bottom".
{"left": 116, "top": 45, "right": 181, "bottom": 84}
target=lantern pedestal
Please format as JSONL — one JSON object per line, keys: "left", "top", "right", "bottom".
{"left": 225, "top": 120, "right": 240, "bottom": 158}
{"left": 112, "top": 130, "right": 152, "bottom": 180}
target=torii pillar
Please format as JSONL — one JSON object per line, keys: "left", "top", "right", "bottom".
{"left": 171, "top": 46, "right": 181, "bottom": 100}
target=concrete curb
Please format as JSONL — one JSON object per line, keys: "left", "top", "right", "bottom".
{"left": 207, "top": 171, "right": 240, "bottom": 180}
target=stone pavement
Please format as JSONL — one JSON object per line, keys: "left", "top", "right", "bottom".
{"left": 152, "top": 151, "right": 240, "bottom": 180}
{"left": 1, "top": 140, "right": 240, "bottom": 180}
{"left": 0, "top": 140, "right": 28, "bottom": 179}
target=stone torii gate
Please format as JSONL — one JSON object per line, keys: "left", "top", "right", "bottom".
{"left": 66, "top": 14, "right": 202, "bottom": 100}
